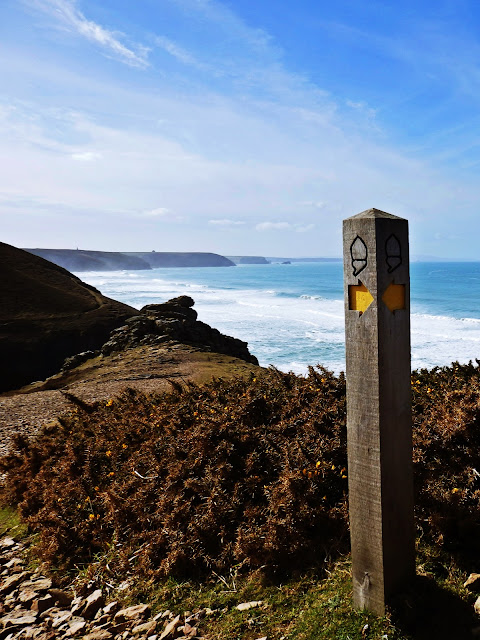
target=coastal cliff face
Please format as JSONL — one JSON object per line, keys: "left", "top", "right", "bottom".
{"left": 125, "top": 252, "right": 235, "bottom": 268}
{"left": 24, "top": 249, "right": 235, "bottom": 271}
{"left": 0, "top": 242, "right": 137, "bottom": 392}
{"left": 227, "top": 256, "right": 270, "bottom": 265}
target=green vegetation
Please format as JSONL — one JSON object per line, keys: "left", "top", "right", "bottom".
{"left": 1, "top": 361, "right": 480, "bottom": 638}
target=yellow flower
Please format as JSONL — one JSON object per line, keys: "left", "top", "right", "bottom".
{"left": 106, "top": 399, "right": 114, "bottom": 407}
{"left": 122, "top": 443, "right": 128, "bottom": 449}
{"left": 108, "top": 472, "right": 115, "bottom": 477}
{"left": 89, "top": 513, "right": 95, "bottom": 520}
{"left": 94, "top": 486, "right": 100, "bottom": 491}
{"left": 452, "top": 488, "right": 460, "bottom": 494}
{"left": 427, "top": 388, "right": 432, "bottom": 393}
{"left": 342, "top": 475, "right": 348, "bottom": 479}
{"left": 316, "top": 461, "right": 321, "bottom": 468}
{"left": 106, "top": 450, "right": 113, "bottom": 457}
{"left": 331, "top": 465, "right": 336, "bottom": 471}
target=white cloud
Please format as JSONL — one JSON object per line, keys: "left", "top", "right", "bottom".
{"left": 27, "top": 0, "right": 149, "bottom": 67}
{"left": 209, "top": 218, "right": 245, "bottom": 226}
{"left": 255, "top": 222, "right": 292, "bottom": 231}
{"left": 71, "top": 151, "right": 101, "bottom": 161}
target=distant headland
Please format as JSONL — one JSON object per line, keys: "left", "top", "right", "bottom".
{"left": 24, "top": 249, "right": 236, "bottom": 271}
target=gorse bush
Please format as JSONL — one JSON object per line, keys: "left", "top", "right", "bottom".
{"left": 0, "top": 367, "right": 349, "bottom": 580}
{"left": 1, "top": 361, "right": 480, "bottom": 582}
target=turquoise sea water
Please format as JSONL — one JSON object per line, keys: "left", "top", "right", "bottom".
{"left": 78, "top": 261, "right": 480, "bottom": 375}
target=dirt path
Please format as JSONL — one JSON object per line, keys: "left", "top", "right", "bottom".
{"left": 0, "top": 343, "right": 259, "bottom": 457}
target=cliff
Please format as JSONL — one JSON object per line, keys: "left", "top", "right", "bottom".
{"left": 24, "top": 249, "right": 236, "bottom": 271}
{"left": 25, "top": 249, "right": 151, "bottom": 272}
{"left": 126, "top": 252, "right": 235, "bottom": 268}
{"left": 0, "top": 242, "right": 137, "bottom": 392}
{"left": 227, "top": 256, "right": 270, "bottom": 265}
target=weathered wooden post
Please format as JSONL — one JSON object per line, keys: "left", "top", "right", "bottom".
{"left": 343, "top": 208, "right": 415, "bottom": 615}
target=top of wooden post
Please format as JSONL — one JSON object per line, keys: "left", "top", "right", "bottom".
{"left": 346, "top": 208, "right": 405, "bottom": 221}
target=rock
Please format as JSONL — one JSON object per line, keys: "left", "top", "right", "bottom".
{"left": 39, "top": 607, "right": 61, "bottom": 620}
{"left": 1, "top": 610, "right": 37, "bottom": 628}
{"left": 0, "top": 572, "right": 29, "bottom": 596}
{"left": 102, "top": 601, "right": 119, "bottom": 616}
{"left": 18, "top": 589, "right": 37, "bottom": 608}
{"left": 82, "top": 631, "right": 113, "bottom": 640}
{"left": 82, "top": 589, "right": 104, "bottom": 619}
{"left": 4, "top": 558, "right": 24, "bottom": 571}
{"left": 153, "top": 611, "right": 170, "bottom": 622}
{"left": 31, "top": 594, "right": 56, "bottom": 613}
{"left": 465, "top": 574, "right": 480, "bottom": 592}
{"left": 114, "top": 604, "right": 150, "bottom": 623}
{"left": 21, "top": 578, "right": 52, "bottom": 592}
{"left": 132, "top": 620, "right": 156, "bottom": 635}
{"left": 159, "top": 615, "right": 181, "bottom": 640}
{"left": 50, "top": 610, "right": 72, "bottom": 629}
{"left": 70, "top": 596, "right": 85, "bottom": 616}
{"left": 181, "top": 622, "right": 197, "bottom": 637}
{"left": 49, "top": 588, "right": 72, "bottom": 607}
{"left": 65, "top": 619, "right": 87, "bottom": 636}
{"left": 104, "top": 622, "right": 128, "bottom": 635}
{"left": 235, "top": 601, "right": 263, "bottom": 612}
{"left": 475, "top": 596, "right": 480, "bottom": 615}
{"left": 0, "top": 539, "right": 15, "bottom": 550}
{"left": 61, "top": 351, "right": 97, "bottom": 371}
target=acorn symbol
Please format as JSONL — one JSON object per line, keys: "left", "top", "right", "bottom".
{"left": 385, "top": 234, "right": 402, "bottom": 273}
{"left": 350, "top": 236, "right": 368, "bottom": 276}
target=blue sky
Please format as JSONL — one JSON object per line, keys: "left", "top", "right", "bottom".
{"left": 1, "top": 0, "right": 480, "bottom": 258}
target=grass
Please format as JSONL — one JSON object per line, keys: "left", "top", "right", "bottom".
{"left": 0, "top": 504, "right": 28, "bottom": 539}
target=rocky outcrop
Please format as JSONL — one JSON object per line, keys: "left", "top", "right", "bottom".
{"left": 99, "top": 295, "right": 258, "bottom": 365}
{"left": 0, "top": 242, "right": 137, "bottom": 392}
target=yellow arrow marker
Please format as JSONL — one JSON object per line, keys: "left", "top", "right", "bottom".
{"left": 348, "top": 283, "right": 374, "bottom": 315}
{"left": 382, "top": 283, "right": 405, "bottom": 312}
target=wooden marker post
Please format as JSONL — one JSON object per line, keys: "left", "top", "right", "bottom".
{"left": 343, "top": 208, "right": 415, "bottom": 615}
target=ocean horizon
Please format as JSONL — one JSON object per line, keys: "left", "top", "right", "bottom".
{"left": 77, "top": 261, "right": 480, "bottom": 375}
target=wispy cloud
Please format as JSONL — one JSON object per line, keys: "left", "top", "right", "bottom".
{"left": 27, "top": 0, "right": 150, "bottom": 67}
{"left": 155, "top": 36, "right": 205, "bottom": 69}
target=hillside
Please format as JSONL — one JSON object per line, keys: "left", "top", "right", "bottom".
{"left": 0, "top": 242, "right": 137, "bottom": 391}
{"left": 25, "top": 249, "right": 235, "bottom": 271}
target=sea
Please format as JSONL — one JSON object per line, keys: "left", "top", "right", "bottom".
{"left": 77, "top": 261, "right": 480, "bottom": 375}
